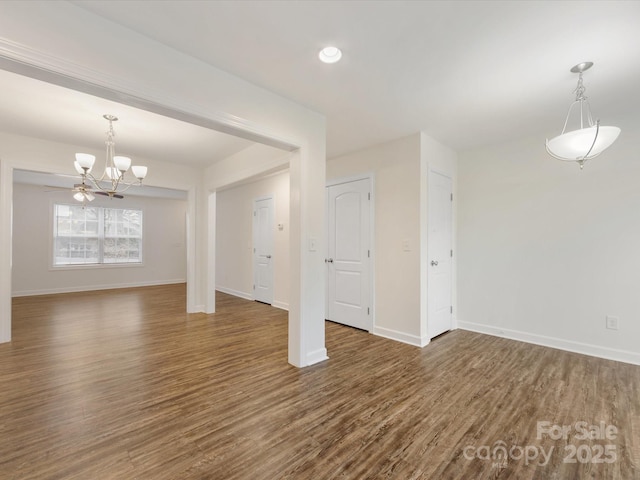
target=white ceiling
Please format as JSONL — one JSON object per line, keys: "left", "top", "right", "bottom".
{"left": 69, "top": 0, "right": 640, "bottom": 158}
{"left": 3, "top": 0, "right": 640, "bottom": 166}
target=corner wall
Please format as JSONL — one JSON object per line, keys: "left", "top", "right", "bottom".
{"left": 457, "top": 132, "right": 640, "bottom": 365}
{"left": 216, "top": 170, "right": 290, "bottom": 309}
{"left": 328, "top": 134, "right": 422, "bottom": 342}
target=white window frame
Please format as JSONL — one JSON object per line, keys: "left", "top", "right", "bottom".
{"left": 51, "top": 203, "right": 144, "bottom": 269}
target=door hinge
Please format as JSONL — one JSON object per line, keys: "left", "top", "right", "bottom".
{"left": 450, "top": 193, "right": 453, "bottom": 201}
{"left": 367, "top": 307, "right": 370, "bottom": 315}
{"left": 253, "top": 284, "right": 255, "bottom": 290}
{"left": 368, "top": 192, "right": 371, "bottom": 200}
{"left": 368, "top": 249, "right": 370, "bottom": 258}
{"left": 450, "top": 249, "right": 453, "bottom": 258}
{"left": 253, "top": 247, "right": 256, "bottom": 253}
{"left": 450, "top": 306, "right": 453, "bottom": 314}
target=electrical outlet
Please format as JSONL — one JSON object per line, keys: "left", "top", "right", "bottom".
{"left": 606, "top": 315, "right": 619, "bottom": 330}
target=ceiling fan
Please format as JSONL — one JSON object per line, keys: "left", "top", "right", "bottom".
{"left": 43, "top": 178, "right": 124, "bottom": 202}
{"left": 71, "top": 179, "right": 124, "bottom": 202}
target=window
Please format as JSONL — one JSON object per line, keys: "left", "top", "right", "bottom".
{"left": 53, "top": 204, "right": 143, "bottom": 266}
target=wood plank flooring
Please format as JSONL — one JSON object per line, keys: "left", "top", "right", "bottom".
{"left": 2, "top": 284, "right": 639, "bottom": 479}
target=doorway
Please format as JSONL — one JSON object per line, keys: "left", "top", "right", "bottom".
{"left": 253, "top": 195, "right": 274, "bottom": 304}
{"left": 326, "top": 176, "right": 373, "bottom": 332}
{"left": 427, "top": 169, "right": 453, "bottom": 338}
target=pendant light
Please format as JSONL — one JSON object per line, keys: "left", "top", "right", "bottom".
{"left": 546, "top": 62, "right": 620, "bottom": 169}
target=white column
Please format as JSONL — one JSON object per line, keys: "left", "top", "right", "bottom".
{"left": 288, "top": 131, "right": 328, "bottom": 367}
{"left": 206, "top": 192, "right": 216, "bottom": 314}
{"left": 0, "top": 159, "right": 12, "bottom": 343}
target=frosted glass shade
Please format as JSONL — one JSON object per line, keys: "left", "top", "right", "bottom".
{"left": 73, "top": 190, "right": 94, "bottom": 202}
{"left": 131, "top": 165, "right": 148, "bottom": 179}
{"left": 75, "top": 153, "right": 96, "bottom": 170}
{"left": 546, "top": 125, "right": 621, "bottom": 161}
{"left": 113, "top": 155, "right": 131, "bottom": 172}
{"left": 74, "top": 161, "right": 91, "bottom": 174}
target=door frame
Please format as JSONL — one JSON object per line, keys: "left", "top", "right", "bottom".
{"left": 325, "top": 173, "right": 375, "bottom": 332}
{"left": 253, "top": 194, "right": 275, "bottom": 304}
{"left": 427, "top": 167, "right": 453, "bottom": 339}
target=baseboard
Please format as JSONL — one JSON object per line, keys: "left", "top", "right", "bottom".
{"left": 12, "top": 279, "right": 186, "bottom": 297}
{"left": 215, "top": 287, "right": 288, "bottom": 311}
{"left": 188, "top": 304, "right": 205, "bottom": 314}
{"left": 271, "top": 300, "right": 289, "bottom": 311}
{"left": 306, "top": 347, "right": 329, "bottom": 366}
{"left": 373, "top": 325, "right": 427, "bottom": 347}
{"left": 458, "top": 320, "right": 640, "bottom": 366}
{"left": 215, "top": 286, "right": 253, "bottom": 301}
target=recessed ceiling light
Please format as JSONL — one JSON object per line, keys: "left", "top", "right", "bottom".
{"left": 319, "top": 46, "right": 342, "bottom": 64}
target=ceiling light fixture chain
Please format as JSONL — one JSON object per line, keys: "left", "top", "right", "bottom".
{"left": 545, "top": 62, "right": 620, "bottom": 169}
{"left": 72, "top": 114, "right": 148, "bottom": 202}
{"left": 573, "top": 71, "right": 587, "bottom": 102}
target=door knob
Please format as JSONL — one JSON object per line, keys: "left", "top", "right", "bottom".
{"left": 325, "top": 258, "right": 334, "bottom": 263}
{"left": 266, "top": 255, "right": 272, "bottom": 258}
{"left": 431, "top": 260, "right": 438, "bottom": 266}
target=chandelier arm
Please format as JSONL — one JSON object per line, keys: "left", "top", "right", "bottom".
{"left": 585, "top": 101, "right": 595, "bottom": 128}
{"left": 560, "top": 101, "right": 580, "bottom": 135}
{"left": 81, "top": 171, "right": 142, "bottom": 196}
{"left": 107, "top": 181, "right": 140, "bottom": 194}
{"left": 581, "top": 120, "right": 600, "bottom": 161}
{"left": 83, "top": 172, "right": 105, "bottom": 192}
{"left": 580, "top": 99, "right": 583, "bottom": 130}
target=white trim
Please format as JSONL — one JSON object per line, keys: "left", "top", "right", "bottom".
{"left": 186, "top": 187, "right": 197, "bottom": 313}
{"left": 272, "top": 300, "right": 289, "bottom": 311}
{"left": 306, "top": 347, "right": 329, "bottom": 366}
{"left": 326, "top": 173, "right": 373, "bottom": 188}
{"left": 49, "top": 202, "right": 145, "bottom": 269}
{"left": 215, "top": 286, "right": 253, "bottom": 301}
{"left": 191, "top": 304, "right": 205, "bottom": 313}
{"left": 206, "top": 192, "right": 216, "bottom": 314}
{"left": 458, "top": 321, "right": 640, "bottom": 366}
{"left": 373, "top": 326, "right": 429, "bottom": 347}
{"left": 214, "top": 289, "right": 289, "bottom": 311}
{"left": 11, "top": 279, "right": 186, "bottom": 298}
{"left": 0, "top": 159, "right": 12, "bottom": 343}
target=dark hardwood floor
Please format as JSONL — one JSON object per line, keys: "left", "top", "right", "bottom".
{"left": 2, "top": 284, "right": 639, "bottom": 479}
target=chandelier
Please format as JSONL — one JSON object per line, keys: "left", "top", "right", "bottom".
{"left": 73, "top": 114, "right": 148, "bottom": 201}
{"left": 545, "top": 62, "right": 620, "bottom": 169}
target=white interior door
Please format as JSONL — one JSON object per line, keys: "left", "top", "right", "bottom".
{"left": 326, "top": 178, "right": 371, "bottom": 331}
{"left": 428, "top": 170, "right": 453, "bottom": 338}
{"left": 253, "top": 196, "right": 274, "bottom": 304}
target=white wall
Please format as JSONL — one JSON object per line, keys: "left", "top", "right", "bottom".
{"left": 216, "top": 170, "right": 290, "bottom": 309}
{"left": 328, "top": 134, "right": 422, "bottom": 341}
{"left": 12, "top": 183, "right": 186, "bottom": 296}
{"left": 457, "top": 131, "right": 640, "bottom": 365}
